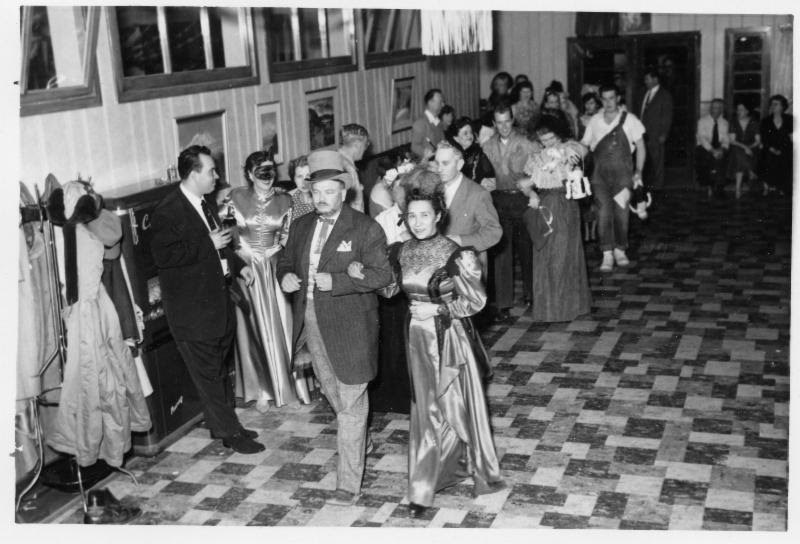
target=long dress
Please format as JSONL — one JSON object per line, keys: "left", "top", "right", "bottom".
{"left": 760, "top": 114, "right": 793, "bottom": 193}
{"left": 727, "top": 116, "right": 760, "bottom": 177}
{"left": 226, "top": 187, "right": 311, "bottom": 409}
{"left": 523, "top": 142, "right": 592, "bottom": 322}
{"left": 386, "top": 235, "right": 504, "bottom": 506}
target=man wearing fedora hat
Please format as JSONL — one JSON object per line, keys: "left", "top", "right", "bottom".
{"left": 277, "top": 149, "right": 391, "bottom": 505}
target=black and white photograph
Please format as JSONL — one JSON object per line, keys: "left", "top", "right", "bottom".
{"left": 8, "top": 1, "right": 797, "bottom": 539}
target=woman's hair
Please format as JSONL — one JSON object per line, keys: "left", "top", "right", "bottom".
{"left": 534, "top": 115, "right": 569, "bottom": 141}
{"left": 541, "top": 88, "right": 562, "bottom": 109}
{"left": 288, "top": 154, "right": 308, "bottom": 181}
{"left": 439, "top": 104, "right": 455, "bottom": 120}
{"left": 243, "top": 150, "right": 274, "bottom": 185}
{"left": 512, "top": 80, "right": 534, "bottom": 103}
{"left": 581, "top": 92, "right": 601, "bottom": 112}
{"left": 734, "top": 99, "right": 753, "bottom": 114}
{"left": 547, "top": 80, "right": 565, "bottom": 94}
{"left": 404, "top": 185, "right": 447, "bottom": 228}
{"left": 446, "top": 116, "right": 474, "bottom": 142}
{"left": 769, "top": 94, "right": 789, "bottom": 112}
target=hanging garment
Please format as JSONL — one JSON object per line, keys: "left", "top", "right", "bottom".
{"left": 47, "top": 207, "right": 151, "bottom": 467}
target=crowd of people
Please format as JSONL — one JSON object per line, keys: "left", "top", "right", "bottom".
{"left": 695, "top": 94, "right": 793, "bottom": 199}
{"left": 149, "top": 70, "right": 792, "bottom": 517}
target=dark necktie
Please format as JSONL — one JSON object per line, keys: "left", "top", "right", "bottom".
{"left": 711, "top": 119, "right": 720, "bottom": 149}
{"left": 314, "top": 216, "right": 335, "bottom": 254}
{"left": 200, "top": 198, "right": 218, "bottom": 230}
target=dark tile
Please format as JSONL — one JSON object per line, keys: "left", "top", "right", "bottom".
{"left": 272, "top": 463, "right": 327, "bottom": 482}
{"left": 212, "top": 462, "right": 256, "bottom": 476}
{"left": 161, "top": 481, "right": 205, "bottom": 496}
{"left": 659, "top": 478, "right": 709, "bottom": 505}
{"left": 290, "top": 487, "right": 329, "bottom": 507}
{"left": 500, "top": 453, "right": 529, "bottom": 471}
{"left": 619, "top": 519, "right": 669, "bottom": 530}
{"left": 592, "top": 491, "right": 628, "bottom": 518}
{"left": 692, "top": 418, "right": 733, "bottom": 434}
{"left": 683, "top": 442, "right": 730, "bottom": 465}
{"left": 613, "top": 447, "right": 657, "bottom": 465}
{"left": 460, "top": 511, "right": 497, "bottom": 528}
{"left": 703, "top": 508, "right": 753, "bottom": 526}
{"left": 507, "top": 484, "right": 567, "bottom": 506}
{"left": 623, "top": 418, "right": 666, "bottom": 439}
{"left": 279, "top": 436, "right": 314, "bottom": 453}
{"left": 248, "top": 504, "right": 293, "bottom": 526}
{"left": 564, "top": 459, "right": 617, "bottom": 479}
{"left": 582, "top": 397, "right": 612, "bottom": 411}
{"left": 567, "top": 423, "right": 600, "bottom": 443}
{"left": 540, "top": 512, "right": 590, "bottom": 528}
{"left": 386, "top": 429, "right": 409, "bottom": 445}
{"left": 754, "top": 475, "right": 788, "bottom": 495}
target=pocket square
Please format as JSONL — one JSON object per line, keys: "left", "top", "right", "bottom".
{"left": 336, "top": 240, "right": 352, "bottom": 252}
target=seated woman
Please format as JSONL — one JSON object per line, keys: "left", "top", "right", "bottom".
{"left": 521, "top": 117, "right": 592, "bottom": 322}
{"left": 222, "top": 151, "right": 311, "bottom": 411}
{"left": 350, "top": 170, "right": 504, "bottom": 517}
{"left": 760, "top": 94, "right": 793, "bottom": 196}
{"left": 727, "top": 100, "right": 762, "bottom": 199}
{"left": 446, "top": 117, "right": 495, "bottom": 185}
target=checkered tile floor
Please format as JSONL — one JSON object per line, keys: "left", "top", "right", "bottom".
{"left": 51, "top": 190, "right": 790, "bottom": 529}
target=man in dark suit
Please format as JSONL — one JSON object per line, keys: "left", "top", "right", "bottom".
{"left": 277, "top": 149, "right": 391, "bottom": 505}
{"left": 639, "top": 69, "right": 673, "bottom": 189}
{"left": 150, "top": 145, "right": 264, "bottom": 454}
{"left": 434, "top": 141, "right": 502, "bottom": 276}
{"left": 410, "top": 88, "right": 445, "bottom": 160}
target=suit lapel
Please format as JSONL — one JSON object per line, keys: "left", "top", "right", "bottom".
{"left": 450, "top": 177, "right": 470, "bottom": 219}
{"left": 176, "top": 188, "right": 212, "bottom": 234}
{"left": 297, "top": 214, "right": 316, "bottom": 280}
{"left": 318, "top": 205, "right": 354, "bottom": 270}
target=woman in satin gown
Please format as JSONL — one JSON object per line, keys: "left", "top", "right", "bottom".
{"left": 222, "top": 151, "right": 311, "bottom": 411}
{"left": 352, "top": 176, "right": 504, "bottom": 516}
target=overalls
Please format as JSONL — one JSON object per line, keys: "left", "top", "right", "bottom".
{"left": 591, "top": 111, "right": 634, "bottom": 252}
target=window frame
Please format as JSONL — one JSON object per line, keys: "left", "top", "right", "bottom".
{"left": 106, "top": 6, "right": 259, "bottom": 103}
{"left": 19, "top": 6, "right": 102, "bottom": 117}
{"left": 724, "top": 26, "right": 771, "bottom": 118}
{"left": 360, "top": 9, "right": 424, "bottom": 69}
{"left": 264, "top": 7, "right": 357, "bottom": 83}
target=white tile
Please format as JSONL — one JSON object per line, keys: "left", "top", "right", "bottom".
{"left": 752, "top": 512, "right": 786, "bottom": 531}
{"left": 243, "top": 488, "right": 299, "bottom": 506}
{"left": 759, "top": 423, "right": 788, "bottom": 440}
{"left": 684, "top": 396, "right": 724, "bottom": 412}
{"left": 589, "top": 332, "right": 621, "bottom": 357}
{"left": 527, "top": 407, "right": 555, "bottom": 421}
{"left": 177, "top": 509, "right": 216, "bottom": 525}
{"left": 301, "top": 448, "right": 336, "bottom": 465}
{"left": 605, "top": 435, "right": 662, "bottom": 450}
{"left": 668, "top": 505, "right": 705, "bottom": 530}
{"left": 615, "top": 474, "right": 663, "bottom": 497}
{"left": 736, "top": 385, "right": 763, "bottom": 398}
{"left": 428, "top": 507, "right": 467, "bottom": 528}
{"left": 664, "top": 462, "right": 713, "bottom": 482}
{"left": 530, "top": 466, "right": 566, "bottom": 487}
{"left": 652, "top": 375, "right": 679, "bottom": 391}
{"left": 725, "top": 456, "right": 787, "bottom": 478}
{"left": 189, "top": 484, "right": 230, "bottom": 503}
{"left": 473, "top": 485, "right": 511, "bottom": 513}
{"left": 703, "top": 360, "right": 741, "bottom": 377}
{"left": 554, "top": 494, "right": 597, "bottom": 516}
{"left": 561, "top": 442, "right": 590, "bottom": 459}
{"left": 370, "top": 502, "right": 398, "bottom": 524}
{"left": 166, "top": 436, "right": 214, "bottom": 455}
{"left": 175, "top": 459, "right": 224, "bottom": 484}
{"left": 307, "top": 505, "right": 366, "bottom": 527}
{"left": 704, "top": 488, "right": 755, "bottom": 512}
{"left": 490, "top": 511, "right": 543, "bottom": 528}
{"left": 373, "top": 454, "right": 407, "bottom": 473}
{"left": 611, "top": 388, "right": 650, "bottom": 402}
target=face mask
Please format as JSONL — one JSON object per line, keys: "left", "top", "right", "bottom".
{"left": 253, "top": 163, "right": 275, "bottom": 182}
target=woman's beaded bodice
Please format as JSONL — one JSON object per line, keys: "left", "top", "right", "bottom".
{"left": 398, "top": 234, "right": 459, "bottom": 303}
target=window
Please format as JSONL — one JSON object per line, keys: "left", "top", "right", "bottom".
{"left": 725, "top": 28, "right": 771, "bottom": 118}
{"left": 19, "top": 6, "right": 101, "bottom": 116}
{"left": 108, "top": 6, "right": 258, "bottom": 103}
{"left": 361, "top": 9, "right": 423, "bottom": 68}
{"left": 264, "top": 7, "right": 356, "bottom": 82}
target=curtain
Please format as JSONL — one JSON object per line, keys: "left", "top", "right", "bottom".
{"left": 420, "top": 10, "right": 492, "bottom": 55}
{"left": 575, "top": 12, "right": 619, "bottom": 37}
{"left": 773, "top": 23, "right": 793, "bottom": 109}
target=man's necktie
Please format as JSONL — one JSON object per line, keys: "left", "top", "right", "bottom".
{"left": 314, "top": 216, "right": 335, "bottom": 254}
{"left": 642, "top": 91, "right": 651, "bottom": 116}
{"left": 200, "top": 198, "right": 218, "bottom": 230}
{"left": 711, "top": 119, "right": 720, "bottom": 149}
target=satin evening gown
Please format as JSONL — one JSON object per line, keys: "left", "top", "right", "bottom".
{"left": 386, "top": 234, "right": 504, "bottom": 507}
{"left": 226, "top": 187, "right": 311, "bottom": 409}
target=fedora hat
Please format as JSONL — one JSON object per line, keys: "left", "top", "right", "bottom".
{"left": 307, "top": 149, "right": 352, "bottom": 189}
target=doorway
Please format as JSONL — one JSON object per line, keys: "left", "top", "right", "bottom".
{"left": 568, "top": 32, "right": 701, "bottom": 187}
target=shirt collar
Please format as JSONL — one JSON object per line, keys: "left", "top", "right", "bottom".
{"left": 180, "top": 182, "right": 205, "bottom": 207}
{"left": 425, "top": 109, "right": 440, "bottom": 126}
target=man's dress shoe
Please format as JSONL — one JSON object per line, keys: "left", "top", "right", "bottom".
{"left": 222, "top": 431, "right": 265, "bottom": 454}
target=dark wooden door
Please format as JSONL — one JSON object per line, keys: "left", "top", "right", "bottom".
{"left": 633, "top": 32, "right": 701, "bottom": 186}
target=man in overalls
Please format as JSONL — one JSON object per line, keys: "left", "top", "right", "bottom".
{"left": 580, "top": 84, "right": 646, "bottom": 272}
